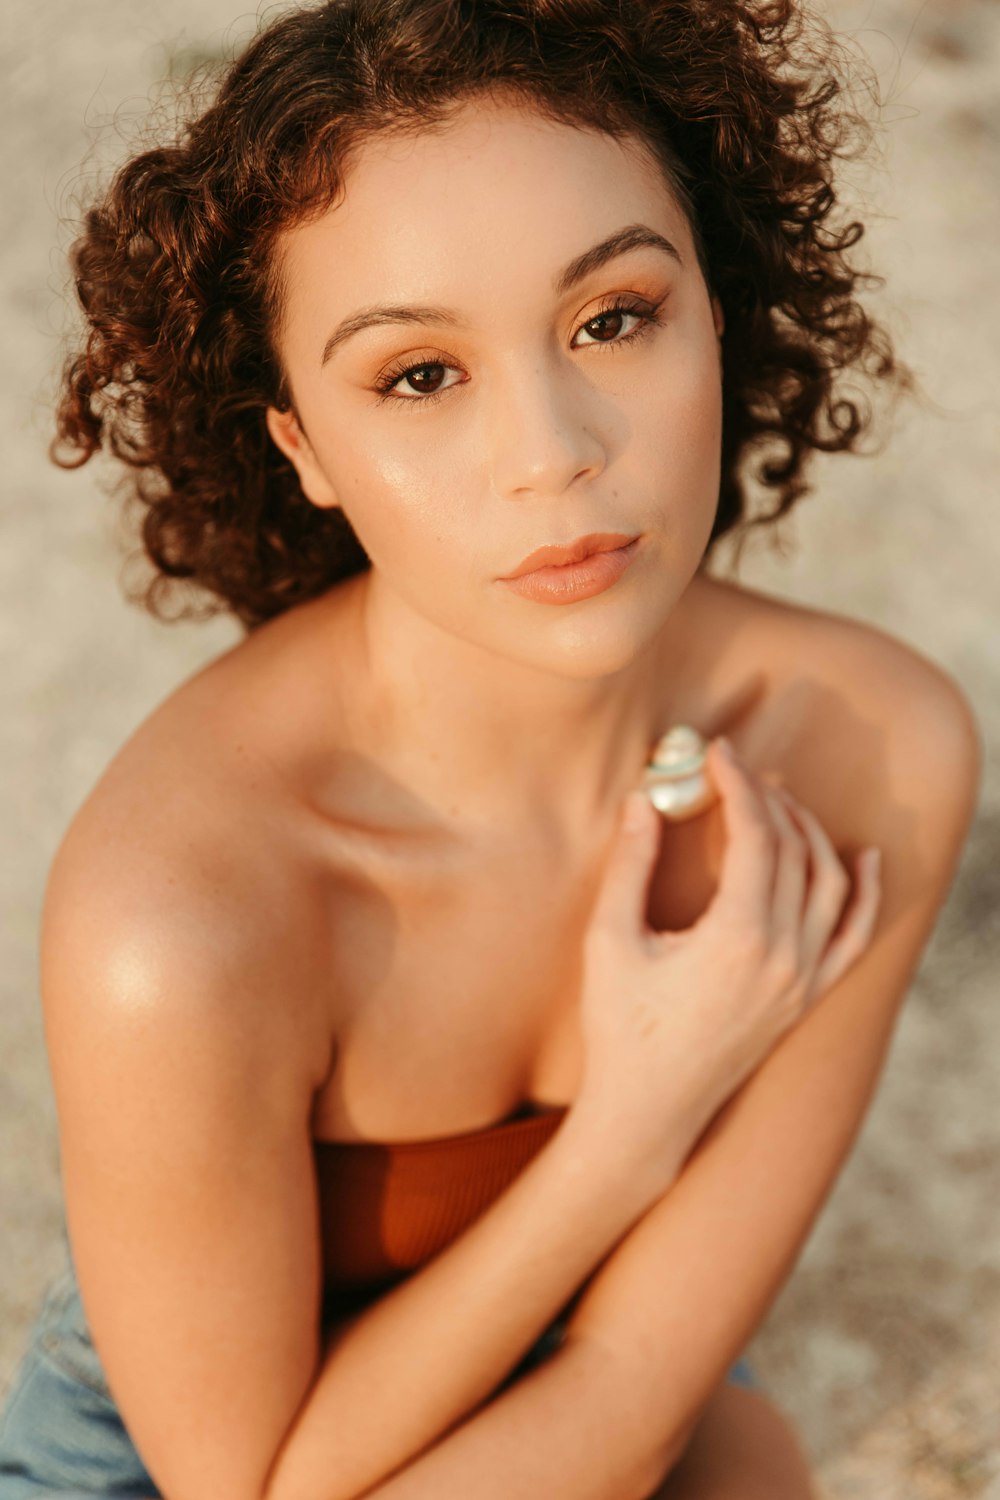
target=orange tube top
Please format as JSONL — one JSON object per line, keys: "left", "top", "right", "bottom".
{"left": 313, "top": 1104, "right": 569, "bottom": 1324}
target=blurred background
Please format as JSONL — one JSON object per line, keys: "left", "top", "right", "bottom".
{"left": 1, "top": 1, "right": 997, "bottom": 1495}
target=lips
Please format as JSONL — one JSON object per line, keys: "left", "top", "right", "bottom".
{"left": 501, "top": 532, "right": 637, "bottom": 580}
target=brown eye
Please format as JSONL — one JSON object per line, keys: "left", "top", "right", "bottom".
{"left": 585, "top": 308, "right": 629, "bottom": 342}
{"left": 571, "top": 298, "right": 663, "bottom": 352}
{"left": 374, "top": 358, "right": 459, "bottom": 404}
{"left": 397, "top": 363, "right": 447, "bottom": 395}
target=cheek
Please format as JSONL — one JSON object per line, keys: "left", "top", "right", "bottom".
{"left": 635, "top": 340, "right": 722, "bottom": 555}
{"left": 640, "top": 342, "right": 723, "bottom": 476}
{"left": 332, "top": 449, "right": 468, "bottom": 579}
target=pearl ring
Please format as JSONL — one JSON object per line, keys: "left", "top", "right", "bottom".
{"left": 641, "top": 724, "right": 718, "bottom": 821}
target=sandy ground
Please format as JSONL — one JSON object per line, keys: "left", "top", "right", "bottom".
{"left": 1, "top": 1, "right": 997, "bottom": 1495}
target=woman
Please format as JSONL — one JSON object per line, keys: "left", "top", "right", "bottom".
{"left": 0, "top": 1, "right": 980, "bottom": 1497}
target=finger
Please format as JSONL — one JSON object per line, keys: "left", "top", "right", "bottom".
{"left": 760, "top": 785, "right": 808, "bottom": 951}
{"left": 586, "top": 790, "right": 663, "bottom": 942}
{"left": 705, "top": 738, "right": 777, "bottom": 936}
{"left": 809, "top": 847, "right": 882, "bottom": 998}
{"left": 779, "top": 791, "right": 852, "bottom": 976}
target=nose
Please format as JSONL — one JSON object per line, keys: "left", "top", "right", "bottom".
{"left": 487, "top": 354, "right": 608, "bottom": 500}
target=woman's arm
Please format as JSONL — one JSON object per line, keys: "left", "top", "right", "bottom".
{"left": 263, "top": 1102, "right": 671, "bottom": 1500}
{"left": 316, "top": 1332, "right": 661, "bottom": 1500}
{"left": 555, "top": 642, "right": 982, "bottom": 1485}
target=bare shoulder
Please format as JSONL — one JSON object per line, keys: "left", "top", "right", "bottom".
{"left": 702, "top": 572, "right": 982, "bottom": 889}
{"left": 41, "top": 629, "right": 337, "bottom": 1106}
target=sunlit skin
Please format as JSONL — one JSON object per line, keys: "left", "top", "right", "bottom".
{"left": 40, "top": 65, "right": 979, "bottom": 1500}
{"left": 266, "top": 91, "right": 726, "bottom": 852}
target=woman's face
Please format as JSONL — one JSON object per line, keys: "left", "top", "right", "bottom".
{"left": 267, "top": 93, "right": 724, "bottom": 679}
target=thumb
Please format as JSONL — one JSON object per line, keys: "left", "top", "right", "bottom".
{"left": 587, "top": 791, "right": 661, "bottom": 940}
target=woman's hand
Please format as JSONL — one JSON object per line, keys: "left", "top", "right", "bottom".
{"left": 574, "top": 736, "right": 882, "bottom": 1181}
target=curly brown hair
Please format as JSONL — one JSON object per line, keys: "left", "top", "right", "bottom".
{"left": 53, "top": 0, "right": 904, "bottom": 633}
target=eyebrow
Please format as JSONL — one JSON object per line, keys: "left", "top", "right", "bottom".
{"left": 319, "top": 222, "right": 683, "bottom": 366}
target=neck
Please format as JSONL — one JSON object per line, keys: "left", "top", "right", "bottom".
{"left": 341, "top": 567, "right": 713, "bottom": 846}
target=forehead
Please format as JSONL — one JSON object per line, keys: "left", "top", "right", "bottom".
{"left": 344, "top": 92, "right": 672, "bottom": 199}
{"left": 276, "top": 95, "right": 693, "bottom": 314}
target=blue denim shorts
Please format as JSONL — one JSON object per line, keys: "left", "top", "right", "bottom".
{"left": 0, "top": 1256, "right": 160, "bottom": 1499}
{"left": 0, "top": 1253, "right": 758, "bottom": 1496}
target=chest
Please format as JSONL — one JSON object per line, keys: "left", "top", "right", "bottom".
{"left": 310, "top": 795, "right": 729, "bottom": 1144}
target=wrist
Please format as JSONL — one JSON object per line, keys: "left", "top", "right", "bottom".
{"left": 563, "top": 1090, "right": 685, "bottom": 1209}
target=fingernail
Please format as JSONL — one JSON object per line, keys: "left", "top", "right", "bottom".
{"left": 622, "top": 790, "right": 649, "bottom": 832}
{"left": 716, "top": 735, "right": 735, "bottom": 762}
{"left": 866, "top": 846, "right": 882, "bottom": 872}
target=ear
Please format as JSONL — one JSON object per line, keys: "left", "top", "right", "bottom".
{"left": 710, "top": 295, "right": 725, "bottom": 340}
{"left": 265, "top": 406, "right": 340, "bottom": 509}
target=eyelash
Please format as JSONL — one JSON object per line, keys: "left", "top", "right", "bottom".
{"left": 371, "top": 297, "right": 665, "bottom": 409}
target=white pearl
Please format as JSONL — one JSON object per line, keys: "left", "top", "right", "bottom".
{"left": 650, "top": 724, "right": 705, "bottom": 765}
{"left": 641, "top": 724, "right": 716, "bottom": 821}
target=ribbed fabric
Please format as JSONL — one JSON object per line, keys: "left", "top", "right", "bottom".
{"left": 314, "top": 1105, "right": 569, "bottom": 1323}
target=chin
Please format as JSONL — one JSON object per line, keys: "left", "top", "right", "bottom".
{"left": 513, "top": 594, "right": 680, "bottom": 681}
